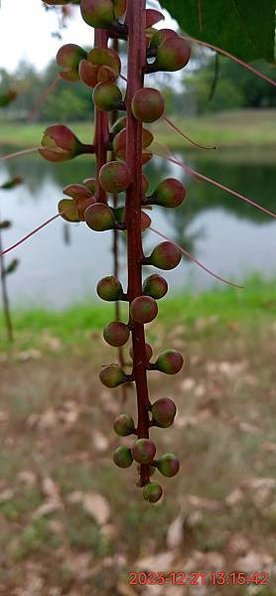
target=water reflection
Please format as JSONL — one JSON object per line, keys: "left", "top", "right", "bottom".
{"left": 0, "top": 149, "right": 275, "bottom": 308}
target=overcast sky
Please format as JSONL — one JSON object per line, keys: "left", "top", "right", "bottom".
{"left": 0, "top": 0, "right": 176, "bottom": 73}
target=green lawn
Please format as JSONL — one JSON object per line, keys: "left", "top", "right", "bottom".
{"left": 1, "top": 276, "right": 275, "bottom": 350}
{"left": 1, "top": 109, "right": 276, "bottom": 153}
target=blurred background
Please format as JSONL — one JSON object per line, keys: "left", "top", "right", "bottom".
{"left": 0, "top": 1, "right": 275, "bottom": 595}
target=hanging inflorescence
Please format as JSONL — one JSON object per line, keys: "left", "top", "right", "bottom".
{"left": 40, "top": 0, "right": 193, "bottom": 503}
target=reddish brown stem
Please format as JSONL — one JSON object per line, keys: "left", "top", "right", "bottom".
{"left": 111, "top": 39, "right": 128, "bottom": 404}
{"left": 162, "top": 115, "right": 216, "bottom": 150}
{"left": 94, "top": 30, "right": 109, "bottom": 203}
{"left": 125, "top": 0, "right": 150, "bottom": 487}
{"left": 0, "top": 213, "right": 61, "bottom": 257}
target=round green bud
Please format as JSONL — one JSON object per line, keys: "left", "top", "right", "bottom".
{"left": 80, "top": 0, "right": 115, "bottom": 29}
{"left": 151, "top": 178, "right": 186, "bottom": 208}
{"left": 99, "top": 364, "right": 126, "bottom": 388}
{"left": 154, "top": 350, "right": 184, "bottom": 375}
{"left": 156, "top": 35, "right": 191, "bottom": 72}
{"left": 113, "top": 414, "right": 135, "bottom": 436}
{"left": 113, "top": 446, "right": 133, "bottom": 468}
{"left": 84, "top": 203, "right": 115, "bottom": 231}
{"left": 143, "top": 274, "right": 168, "bottom": 299}
{"left": 96, "top": 275, "right": 124, "bottom": 301}
{"left": 99, "top": 161, "right": 132, "bottom": 193}
{"left": 130, "top": 296, "right": 158, "bottom": 324}
{"left": 131, "top": 438, "right": 156, "bottom": 464}
{"left": 143, "top": 482, "right": 163, "bottom": 503}
{"left": 147, "top": 241, "right": 182, "bottom": 270}
{"left": 131, "top": 88, "right": 164, "bottom": 123}
{"left": 103, "top": 321, "right": 130, "bottom": 347}
{"left": 156, "top": 453, "right": 180, "bottom": 477}
{"left": 93, "top": 81, "right": 123, "bottom": 112}
{"left": 151, "top": 397, "right": 176, "bottom": 427}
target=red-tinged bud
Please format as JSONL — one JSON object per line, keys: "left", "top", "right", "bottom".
{"left": 80, "top": 0, "right": 115, "bottom": 28}
{"left": 93, "top": 82, "right": 123, "bottom": 112}
{"left": 39, "top": 125, "right": 92, "bottom": 162}
{"left": 141, "top": 211, "right": 152, "bottom": 231}
{"left": 129, "top": 342, "right": 153, "bottom": 361}
{"left": 79, "top": 60, "right": 99, "bottom": 87}
{"left": 150, "top": 28, "right": 178, "bottom": 49}
{"left": 143, "top": 274, "right": 168, "bottom": 299}
{"left": 99, "top": 364, "right": 127, "bottom": 388}
{"left": 143, "top": 482, "right": 163, "bottom": 503}
{"left": 113, "top": 446, "right": 133, "bottom": 468}
{"left": 56, "top": 44, "right": 87, "bottom": 82}
{"left": 63, "top": 184, "right": 94, "bottom": 200}
{"left": 156, "top": 453, "right": 180, "bottom": 477}
{"left": 80, "top": 47, "right": 121, "bottom": 88}
{"left": 96, "top": 275, "right": 124, "bottom": 301}
{"left": 82, "top": 178, "right": 96, "bottom": 193}
{"left": 146, "top": 9, "right": 164, "bottom": 28}
{"left": 156, "top": 35, "right": 191, "bottom": 72}
{"left": 130, "top": 296, "right": 158, "bottom": 324}
{"left": 99, "top": 161, "right": 132, "bottom": 193}
{"left": 131, "top": 88, "right": 164, "bottom": 123}
{"left": 84, "top": 203, "right": 115, "bottom": 231}
{"left": 151, "top": 398, "right": 176, "bottom": 427}
{"left": 131, "top": 439, "right": 156, "bottom": 464}
{"left": 113, "top": 127, "right": 153, "bottom": 160}
{"left": 145, "top": 241, "right": 182, "bottom": 270}
{"left": 103, "top": 321, "right": 130, "bottom": 347}
{"left": 149, "top": 178, "right": 186, "bottom": 208}
{"left": 113, "top": 414, "right": 135, "bottom": 436}
{"left": 59, "top": 185, "right": 96, "bottom": 221}
{"left": 154, "top": 350, "right": 184, "bottom": 374}
{"left": 58, "top": 199, "right": 81, "bottom": 223}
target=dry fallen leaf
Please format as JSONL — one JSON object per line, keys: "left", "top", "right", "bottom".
{"left": 82, "top": 492, "right": 111, "bottom": 525}
{"left": 0, "top": 488, "right": 14, "bottom": 503}
{"left": 166, "top": 515, "right": 184, "bottom": 549}
{"left": 32, "top": 500, "right": 63, "bottom": 519}
{"left": 92, "top": 430, "right": 109, "bottom": 452}
{"left": 225, "top": 488, "right": 245, "bottom": 507}
{"left": 135, "top": 551, "right": 174, "bottom": 572}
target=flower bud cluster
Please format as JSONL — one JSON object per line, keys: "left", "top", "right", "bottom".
{"left": 40, "top": 0, "right": 192, "bottom": 502}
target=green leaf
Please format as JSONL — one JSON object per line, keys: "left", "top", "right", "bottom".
{"left": 159, "top": 0, "right": 276, "bottom": 62}
{"left": 5, "top": 259, "right": 19, "bottom": 275}
{"left": 0, "top": 176, "right": 23, "bottom": 190}
{"left": 0, "top": 220, "right": 12, "bottom": 230}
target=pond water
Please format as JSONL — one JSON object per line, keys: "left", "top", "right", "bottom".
{"left": 0, "top": 148, "right": 275, "bottom": 309}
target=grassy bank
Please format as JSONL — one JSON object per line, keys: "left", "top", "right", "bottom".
{"left": 1, "top": 109, "right": 276, "bottom": 153}
{"left": 1, "top": 276, "right": 275, "bottom": 350}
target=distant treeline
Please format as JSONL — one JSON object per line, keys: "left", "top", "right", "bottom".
{"left": 0, "top": 53, "right": 275, "bottom": 123}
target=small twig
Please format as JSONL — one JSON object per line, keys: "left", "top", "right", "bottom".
{"left": 0, "top": 147, "right": 38, "bottom": 162}
{"left": 0, "top": 211, "right": 13, "bottom": 342}
{"left": 149, "top": 226, "right": 244, "bottom": 289}
{"left": 183, "top": 35, "right": 276, "bottom": 87}
{"left": 152, "top": 142, "right": 276, "bottom": 219}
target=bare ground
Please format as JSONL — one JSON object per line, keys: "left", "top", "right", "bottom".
{"left": 0, "top": 317, "right": 276, "bottom": 595}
